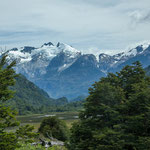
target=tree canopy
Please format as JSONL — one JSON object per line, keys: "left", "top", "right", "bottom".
{"left": 0, "top": 56, "right": 20, "bottom": 150}
{"left": 38, "top": 116, "right": 69, "bottom": 142}
{"left": 0, "top": 56, "right": 37, "bottom": 150}
{"left": 69, "top": 61, "right": 150, "bottom": 150}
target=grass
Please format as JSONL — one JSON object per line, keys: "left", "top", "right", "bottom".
{"left": 5, "top": 111, "right": 78, "bottom": 149}
{"left": 16, "top": 144, "right": 68, "bottom": 150}
{"left": 16, "top": 111, "right": 79, "bottom": 131}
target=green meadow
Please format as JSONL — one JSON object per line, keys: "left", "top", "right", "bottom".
{"left": 16, "top": 111, "right": 79, "bottom": 130}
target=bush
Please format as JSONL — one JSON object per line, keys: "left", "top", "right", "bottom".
{"left": 38, "top": 116, "right": 69, "bottom": 142}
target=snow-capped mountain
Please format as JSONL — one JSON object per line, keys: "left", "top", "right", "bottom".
{"left": 99, "top": 42, "right": 150, "bottom": 72}
{"left": 1, "top": 42, "right": 150, "bottom": 99}
{"left": 7, "top": 42, "right": 80, "bottom": 64}
{"left": 5, "top": 42, "right": 81, "bottom": 78}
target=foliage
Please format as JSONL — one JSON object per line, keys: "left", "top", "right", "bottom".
{"left": 38, "top": 116, "right": 69, "bottom": 142}
{"left": 0, "top": 56, "right": 38, "bottom": 150}
{"left": 16, "top": 125, "right": 38, "bottom": 143}
{"left": 0, "top": 55, "right": 20, "bottom": 150}
{"left": 69, "top": 61, "right": 150, "bottom": 150}
{"left": 8, "top": 74, "right": 55, "bottom": 115}
{"left": 49, "top": 100, "right": 84, "bottom": 112}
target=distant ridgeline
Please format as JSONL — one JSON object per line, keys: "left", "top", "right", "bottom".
{"left": 7, "top": 74, "right": 83, "bottom": 115}
{"left": 2, "top": 42, "right": 150, "bottom": 99}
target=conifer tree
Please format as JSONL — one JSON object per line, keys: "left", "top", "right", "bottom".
{"left": 0, "top": 55, "right": 20, "bottom": 150}
{"left": 0, "top": 56, "right": 37, "bottom": 150}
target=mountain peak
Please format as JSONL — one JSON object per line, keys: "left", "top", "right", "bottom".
{"left": 58, "top": 43, "right": 80, "bottom": 53}
{"left": 57, "top": 42, "right": 60, "bottom": 47}
{"left": 21, "top": 46, "right": 36, "bottom": 53}
{"left": 42, "top": 42, "right": 54, "bottom": 47}
{"left": 126, "top": 42, "right": 150, "bottom": 52}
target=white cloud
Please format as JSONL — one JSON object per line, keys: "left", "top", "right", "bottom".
{"left": 129, "top": 10, "right": 150, "bottom": 24}
{"left": 0, "top": 0, "right": 150, "bottom": 54}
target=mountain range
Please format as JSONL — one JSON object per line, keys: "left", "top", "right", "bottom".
{"left": 1, "top": 42, "right": 150, "bottom": 99}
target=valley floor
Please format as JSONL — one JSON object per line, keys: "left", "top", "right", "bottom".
{"left": 16, "top": 111, "right": 79, "bottom": 131}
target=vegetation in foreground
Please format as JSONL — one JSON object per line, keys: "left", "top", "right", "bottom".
{"left": 0, "top": 56, "right": 38, "bottom": 150}
{"left": 38, "top": 116, "right": 70, "bottom": 142}
{"left": 69, "top": 61, "right": 150, "bottom": 150}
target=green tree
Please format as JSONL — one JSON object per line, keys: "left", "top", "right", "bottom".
{"left": 38, "top": 116, "right": 69, "bottom": 142}
{"left": 69, "top": 61, "right": 150, "bottom": 150}
{"left": 0, "top": 55, "right": 20, "bottom": 150}
{"left": 0, "top": 56, "right": 37, "bottom": 150}
{"left": 16, "top": 125, "right": 38, "bottom": 144}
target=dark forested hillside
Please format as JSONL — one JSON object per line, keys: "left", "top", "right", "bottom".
{"left": 7, "top": 74, "right": 55, "bottom": 114}
{"left": 7, "top": 74, "right": 83, "bottom": 114}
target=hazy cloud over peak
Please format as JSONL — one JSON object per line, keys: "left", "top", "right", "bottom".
{"left": 129, "top": 10, "right": 150, "bottom": 24}
{"left": 0, "top": 0, "right": 150, "bottom": 54}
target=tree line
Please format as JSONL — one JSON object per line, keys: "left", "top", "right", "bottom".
{"left": 69, "top": 61, "right": 150, "bottom": 150}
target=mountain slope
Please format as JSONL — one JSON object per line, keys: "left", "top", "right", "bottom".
{"left": 2, "top": 42, "right": 105, "bottom": 99}
{"left": 8, "top": 74, "right": 81, "bottom": 114}
{"left": 1, "top": 41, "right": 150, "bottom": 99}
{"left": 108, "top": 44, "right": 150, "bottom": 72}
{"left": 42, "top": 54, "right": 105, "bottom": 98}
{"left": 8, "top": 74, "right": 55, "bottom": 114}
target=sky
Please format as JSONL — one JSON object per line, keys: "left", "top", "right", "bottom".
{"left": 0, "top": 0, "right": 150, "bottom": 54}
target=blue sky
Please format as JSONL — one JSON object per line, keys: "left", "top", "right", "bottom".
{"left": 0, "top": 0, "right": 150, "bottom": 54}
